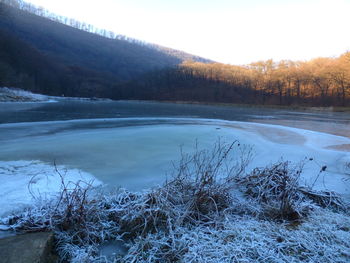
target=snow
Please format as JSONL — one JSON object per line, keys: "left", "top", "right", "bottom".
{"left": 0, "top": 87, "right": 111, "bottom": 102}
{"left": 0, "top": 87, "right": 57, "bottom": 102}
{"left": 0, "top": 160, "right": 102, "bottom": 217}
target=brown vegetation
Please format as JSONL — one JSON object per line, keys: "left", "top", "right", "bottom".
{"left": 116, "top": 52, "right": 350, "bottom": 107}
{"left": 181, "top": 54, "right": 350, "bottom": 106}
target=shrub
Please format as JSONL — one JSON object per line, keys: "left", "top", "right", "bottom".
{"left": 236, "top": 161, "right": 308, "bottom": 220}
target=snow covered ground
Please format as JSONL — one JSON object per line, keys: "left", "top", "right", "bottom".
{"left": 0, "top": 87, "right": 111, "bottom": 102}
{"left": 0, "top": 160, "right": 101, "bottom": 217}
{"left": 0, "top": 87, "right": 57, "bottom": 102}
{"left": 0, "top": 118, "right": 349, "bottom": 217}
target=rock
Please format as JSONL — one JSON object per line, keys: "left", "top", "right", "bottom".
{"left": 0, "top": 232, "right": 58, "bottom": 263}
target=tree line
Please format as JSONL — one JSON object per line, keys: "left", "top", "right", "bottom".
{"left": 190, "top": 53, "right": 350, "bottom": 106}
{"left": 119, "top": 53, "right": 350, "bottom": 107}
{"left": 0, "top": 0, "right": 140, "bottom": 43}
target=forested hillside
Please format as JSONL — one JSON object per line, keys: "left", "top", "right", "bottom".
{"left": 119, "top": 54, "right": 350, "bottom": 107}
{"left": 0, "top": 0, "right": 349, "bottom": 106}
{"left": 0, "top": 1, "right": 208, "bottom": 97}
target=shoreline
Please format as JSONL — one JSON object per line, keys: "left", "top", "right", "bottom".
{"left": 2, "top": 86, "right": 349, "bottom": 113}
{"left": 148, "top": 99, "right": 350, "bottom": 112}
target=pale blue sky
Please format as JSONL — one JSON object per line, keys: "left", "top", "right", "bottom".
{"left": 26, "top": 0, "right": 350, "bottom": 64}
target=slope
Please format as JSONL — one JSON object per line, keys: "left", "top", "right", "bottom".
{"left": 0, "top": 2, "right": 210, "bottom": 97}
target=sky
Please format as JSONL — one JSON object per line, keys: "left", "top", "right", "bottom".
{"left": 25, "top": 0, "right": 350, "bottom": 65}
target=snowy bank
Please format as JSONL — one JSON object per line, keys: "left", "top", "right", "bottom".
{"left": 0, "top": 87, "right": 111, "bottom": 102}
{"left": 0, "top": 160, "right": 102, "bottom": 217}
{"left": 0, "top": 87, "right": 56, "bottom": 102}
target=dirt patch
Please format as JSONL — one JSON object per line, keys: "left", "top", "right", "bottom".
{"left": 257, "top": 119, "right": 350, "bottom": 139}
{"left": 254, "top": 126, "right": 306, "bottom": 145}
{"left": 222, "top": 123, "right": 306, "bottom": 145}
{"left": 325, "top": 144, "right": 350, "bottom": 152}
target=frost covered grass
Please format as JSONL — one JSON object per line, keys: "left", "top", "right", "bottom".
{"left": 1, "top": 141, "right": 349, "bottom": 262}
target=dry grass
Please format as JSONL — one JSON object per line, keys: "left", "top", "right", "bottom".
{"left": 1, "top": 140, "right": 349, "bottom": 262}
{"left": 236, "top": 161, "right": 307, "bottom": 221}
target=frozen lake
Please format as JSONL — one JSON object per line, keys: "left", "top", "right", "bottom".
{"left": 0, "top": 100, "right": 349, "bottom": 216}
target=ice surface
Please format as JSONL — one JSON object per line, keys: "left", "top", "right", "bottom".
{"left": 0, "top": 160, "right": 101, "bottom": 217}
{"left": 0, "top": 118, "right": 349, "bottom": 216}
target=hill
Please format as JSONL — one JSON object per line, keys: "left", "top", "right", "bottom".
{"left": 0, "top": 2, "right": 209, "bottom": 97}
{"left": 1, "top": 1, "right": 349, "bottom": 106}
